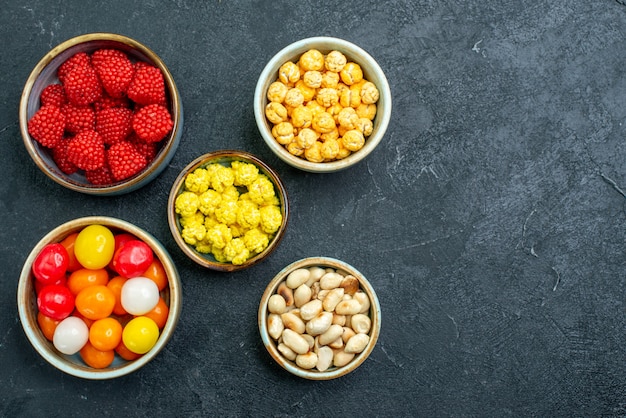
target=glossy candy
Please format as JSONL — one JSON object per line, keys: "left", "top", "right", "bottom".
{"left": 121, "top": 277, "right": 159, "bottom": 315}
{"left": 59, "top": 232, "right": 82, "bottom": 272}
{"left": 122, "top": 316, "right": 159, "bottom": 354}
{"left": 74, "top": 225, "right": 115, "bottom": 269}
{"left": 75, "top": 285, "right": 115, "bottom": 320}
{"left": 37, "top": 312, "right": 60, "bottom": 341}
{"left": 144, "top": 297, "right": 169, "bottom": 329}
{"left": 34, "top": 275, "right": 66, "bottom": 294}
{"left": 89, "top": 317, "right": 123, "bottom": 351}
{"left": 141, "top": 258, "right": 168, "bottom": 291}
{"left": 79, "top": 341, "right": 115, "bottom": 369}
{"left": 30, "top": 222, "right": 172, "bottom": 369}
{"left": 112, "top": 240, "right": 154, "bottom": 278}
{"left": 32, "top": 243, "right": 69, "bottom": 285}
{"left": 67, "top": 268, "right": 109, "bottom": 295}
{"left": 115, "top": 339, "right": 142, "bottom": 361}
{"left": 106, "top": 276, "right": 129, "bottom": 315}
{"left": 107, "top": 233, "right": 136, "bottom": 270}
{"left": 53, "top": 316, "right": 89, "bottom": 355}
{"left": 37, "top": 284, "right": 75, "bottom": 320}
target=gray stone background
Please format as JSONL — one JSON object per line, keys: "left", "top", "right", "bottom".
{"left": 1, "top": 1, "right": 625, "bottom": 416}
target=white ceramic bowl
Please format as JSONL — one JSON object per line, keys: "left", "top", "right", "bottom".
{"left": 19, "top": 33, "right": 183, "bottom": 195}
{"left": 17, "top": 216, "right": 182, "bottom": 379}
{"left": 258, "top": 257, "right": 381, "bottom": 380}
{"left": 254, "top": 37, "right": 392, "bottom": 173}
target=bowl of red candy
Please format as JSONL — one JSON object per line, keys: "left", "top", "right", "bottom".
{"left": 19, "top": 33, "right": 183, "bottom": 195}
{"left": 17, "top": 216, "right": 182, "bottom": 379}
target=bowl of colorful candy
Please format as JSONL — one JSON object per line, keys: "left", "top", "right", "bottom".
{"left": 17, "top": 216, "right": 182, "bottom": 379}
{"left": 258, "top": 257, "right": 381, "bottom": 380}
{"left": 167, "top": 150, "right": 289, "bottom": 272}
{"left": 19, "top": 32, "right": 183, "bottom": 195}
{"left": 254, "top": 36, "right": 392, "bottom": 173}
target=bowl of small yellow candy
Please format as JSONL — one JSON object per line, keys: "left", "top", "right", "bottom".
{"left": 167, "top": 151, "right": 289, "bottom": 271}
{"left": 254, "top": 37, "right": 392, "bottom": 173}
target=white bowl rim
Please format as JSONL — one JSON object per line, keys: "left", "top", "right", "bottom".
{"left": 258, "top": 256, "right": 381, "bottom": 380}
{"left": 254, "top": 36, "right": 392, "bottom": 173}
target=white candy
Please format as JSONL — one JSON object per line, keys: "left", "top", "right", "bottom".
{"left": 121, "top": 277, "right": 159, "bottom": 315}
{"left": 53, "top": 316, "right": 89, "bottom": 355}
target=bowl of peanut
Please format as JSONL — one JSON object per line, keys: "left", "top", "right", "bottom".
{"left": 167, "top": 150, "right": 289, "bottom": 272}
{"left": 258, "top": 257, "right": 381, "bottom": 380}
{"left": 254, "top": 37, "right": 392, "bottom": 173}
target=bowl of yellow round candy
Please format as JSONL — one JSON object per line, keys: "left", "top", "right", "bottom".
{"left": 167, "top": 150, "right": 289, "bottom": 272}
{"left": 254, "top": 37, "right": 392, "bottom": 173}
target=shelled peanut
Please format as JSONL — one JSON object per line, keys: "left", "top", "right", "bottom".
{"left": 266, "top": 266, "right": 372, "bottom": 372}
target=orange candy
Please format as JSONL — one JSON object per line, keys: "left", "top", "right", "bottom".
{"left": 115, "top": 339, "right": 142, "bottom": 361}
{"left": 67, "top": 268, "right": 109, "bottom": 295}
{"left": 141, "top": 258, "right": 168, "bottom": 291}
{"left": 75, "top": 285, "right": 115, "bottom": 320}
{"left": 37, "top": 312, "right": 60, "bottom": 341}
{"left": 79, "top": 341, "right": 115, "bottom": 369}
{"left": 143, "top": 297, "right": 169, "bottom": 329}
{"left": 106, "top": 276, "right": 128, "bottom": 316}
{"left": 89, "top": 317, "right": 123, "bottom": 351}
{"left": 59, "top": 232, "right": 82, "bottom": 272}
{"left": 72, "top": 310, "right": 94, "bottom": 328}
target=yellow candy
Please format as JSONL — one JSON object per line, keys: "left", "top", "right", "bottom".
{"left": 340, "top": 62, "right": 363, "bottom": 85}
{"left": 177, "top": 161, "right": 281, "bottom": 264}
{"left": 267, "top": 81, "right": 289, "bottom": 103}
{"left": 272, "top": 121, "right": 295, "bottom": 145}
{"left": 266, "top": 49, "right": 380, "bottom": 162}
{"left": 341, "top": 130, "right": 365, "bottom": 152}
{"left": 299, "top": 49, "right": 324, "bottom": 71}
{"left": 324, "top": 50, "right": 347, "bottom": 72}
{"left": 311, "top": 112, "right": 336, "bottom": 134}
{"left": 278, "top": 61, "right": 300, "bottom": 85}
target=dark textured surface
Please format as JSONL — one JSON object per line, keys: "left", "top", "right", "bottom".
{"left": 2, "top": 1, "right": 626, "bottom": 416}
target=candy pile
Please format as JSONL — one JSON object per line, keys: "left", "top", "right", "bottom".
{"left": 265, "top": 48, "right": 379, "bottom": 163}
{"left": 27, "top": 49, "right": 174, "bottom": 185}
{"left": 32, "top": 224, "right": 169, "bottom": 369}
{"left": 174, "top": 160, "right": 283, "bottom": 265}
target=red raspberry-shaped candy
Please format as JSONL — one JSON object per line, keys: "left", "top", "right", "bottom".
{"left": 107, "top": 141, "right": 148, "bottom": 181}
{"left": 61, "top": 103, "right": 95, "bottom": 135}
{"left": 40, "top": 84, "right": 67, "bottom": 108}
{"left": 52, "top": 137, "right": 79, "bottom": 175}
{"left": 85, "top": 164, "right": 114, "bottom": 185}
{"left": 58, "top": 52, "right": 91, "bottom": 84}
{"left": 92, "top": 49, "right": 135, "bottom": 98}
{"left": 66, "top": 130, "right": 106, "bottom": 171}
{"left": 128, "top": 133, "right": 159, "bottom": 162}
{"left": 96, "top": 107, "right": 133, "bottom": 145}
{"left": 63, "top": 62, "right": 103, "bottom": 106}
{"left": 127, "top": 62, "right": 166, "bottom": 106}
{"left": 132, "top": 104, "right": 173, "bottom": 142}
{"left": 27, "top": 105, "right": 66, "bottom": 148}
{"left": 94, "top": 93, "right": 131, "bottom": 112}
